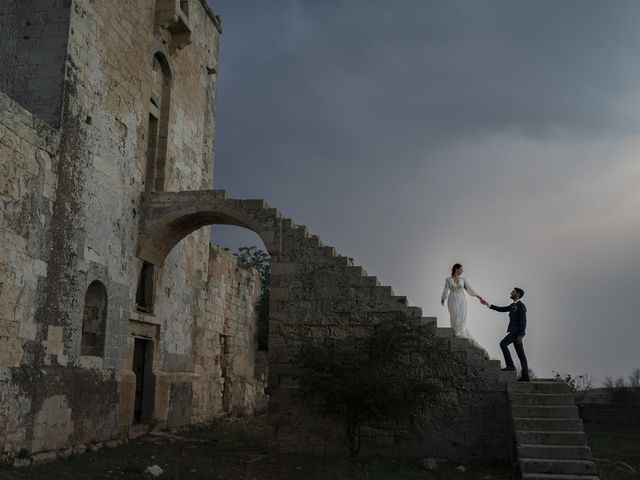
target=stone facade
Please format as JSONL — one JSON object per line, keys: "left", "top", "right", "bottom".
{"left": 1, "top": 0, "right": 265, "bottom": 463}
{"left": 2, "top": 0, "right": 516, "bottom": 465}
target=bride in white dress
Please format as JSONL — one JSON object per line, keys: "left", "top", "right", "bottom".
{"left": 440, "top": 263, "right": 486, "bottom": 352}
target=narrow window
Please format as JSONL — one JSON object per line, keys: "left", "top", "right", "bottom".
{"left": 81, "top": 281, "right": 107, "bottom": 357}
{"left": 145, "top": 113, "right": 159, "bottom": 191}
{"left": 145, "top": 53, "right": 171, "bottom": 192}
{"left": 136, "top": 262, "right": 155, "bottom": 313}
{"left": 180, "top": 0, "right": 189, "bottom": 17}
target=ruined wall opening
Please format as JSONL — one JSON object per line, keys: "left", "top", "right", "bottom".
{"left": 132, "top": 337, "right": 155, "bottom": 424}
{"left": 81, "top": 280, "right": 107, "bottom": 357}
{"left": 213, "top": 225, "right": 271, "bottom": 352}
{"left": 136, "top": 262, "right": 156, "bottom": 313}
{"left": 145, "top": 52, "right": 172, "bottom": 192}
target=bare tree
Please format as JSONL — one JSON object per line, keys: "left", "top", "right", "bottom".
{"left": 629, "top": 367, "right": 640, "bottom": 402}
{"left": 553, "top": 371, "right": 597, "bottom": 402}
{"left": 575, "top": 373, "right": 598, "bottom": 392}
{"left": 602, "top": 375, "right": 615, "bottom": 389}
{"left": 614, "top": 377, "right": 627, "bottom": 389}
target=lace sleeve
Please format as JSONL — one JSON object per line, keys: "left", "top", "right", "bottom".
{"left": 464, "top": 278, "right": 480, "bottom": 297}
{"left": 441, "top": 278, "right": 450, "bottom": 302}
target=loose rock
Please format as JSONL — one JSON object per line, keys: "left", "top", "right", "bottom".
{"left": 420, "top": 458, "right": 438, "bottom": 470}
{"left": 145, "top": 464, "right": 164, "bottom": 477}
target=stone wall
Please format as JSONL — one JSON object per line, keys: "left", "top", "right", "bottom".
{"left": 0, "top": 90, "right": 61, "bottom": 454}
{"left": 203, "top": 246, "right": 267, "bottom": 417}
{"left": 266, "top": 222, "right": 513, "bottom": 459}
{"left": 0, "top": 0, "right": 267, "bottom": 463}
{"left": 0, "top": 0, "right": 71, "bottom": 126}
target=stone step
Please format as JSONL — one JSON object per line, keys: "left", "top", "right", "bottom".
{"left": 467, "top": 348, "right": 488, "bottom": 361}
{"left": 282, "top": 218, "right": 296, "bottom": 229}
{"left": 512, "top": 405, "right": 579, "bottom": 419}
{"left": 486, "top": 359, "right": 502, "bottom": 369}
{"left": 449, "top": 337, "right": 471, "bottom": 351}
{"left": 347, "top": 266, "right": 365, "bottom": 277}
{"left": 522, "top": 474, "right": 600, "bottom": 480}
{"left": 513, "top": 417, "right": 583, "bottom": 432}
{"left": 399, "top": 305, "right": 422, "bottom": 318}
{"left": 421, "top": 317, "right": 437, "bottom": 327}
{"left": 322, "top": 246, "right": 337, "bottom": 256}
{"left": 515, "top": 430, "right": 587, "bottom": 446}
{"left": 289, "top": 225, "right": 310, "bottom": 238}
{"left": 389, "top": 295, "right": 408, "bottom": 305}
{"left": 332, "top": 256, "right": 354, "bottom": 267}
{"left": 519, "top": 458, "right": 598, "bottom": 476}
{"left": 484, "top": 368, "right": 518, "bottom": 382}
{"left": 510, "top": 393, "right": 575, "bottom": 406}
{"left": 243, "top": 199, "right": 268, "bottom": 209}
{"left": 436, "top": 327, "right": 454, "bottom": 338}
{"left": 518, "top": 444, "right": 592, "bottom": 460}
{"left": 373, "top": 285, "right": 394, "bottom": 296}
{"left": 264, "top": 208, "right": 283, "bottom": 219}
{"left": 302, "top": 236, "right": 322, "bottom": 248}
{"left": 510, "top": 381, "right": 570, "bottom": 395}
{"left": 359, "top": 276, "right": 380, "bottom": 287}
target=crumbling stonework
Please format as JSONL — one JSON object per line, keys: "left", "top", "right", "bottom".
{"left": 3, "top": 0, "right": 515, "bottom": 466}
{"left": 136, "top": 190, "right": 515, "bottom": 460}
{"left": 1, "top": 0, "right": 264, "bottom": 464}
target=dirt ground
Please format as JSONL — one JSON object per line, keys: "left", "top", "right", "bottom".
{"left": 0, "top": 418, "right": 518, "bottom": 480}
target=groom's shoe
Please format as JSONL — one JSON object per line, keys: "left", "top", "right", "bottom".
{"left": 517, "top": 377, "right": 530, "bottom": 382}
{"left": 501, "top": 366, "right": 516, "bottom": 371}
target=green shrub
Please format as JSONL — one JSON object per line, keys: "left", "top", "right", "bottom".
{"left": 299, "top": 318, "right": 437, "bottom": 456}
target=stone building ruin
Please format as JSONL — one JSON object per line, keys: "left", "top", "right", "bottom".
{"left": 1, "top": 1, "right": 599, "bottom": 475}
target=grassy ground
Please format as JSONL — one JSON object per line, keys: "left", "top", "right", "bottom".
{"left": 0, "top": 418, "right": 516, "bottom": 480}
{"left": 585, "top": 422, "right": 640, "bottom": 480}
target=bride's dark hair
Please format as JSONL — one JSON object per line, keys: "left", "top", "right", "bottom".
{"left": 451, "top": 263, "right": 462, "bottom": 276}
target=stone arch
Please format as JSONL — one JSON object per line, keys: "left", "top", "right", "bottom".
{"left": 137, "top": 191, "right": 282, "bottom": 266}
{"left": 81, "top": 280, "right": 108, "bottom": 357}
{"left": 148, "top": 42, "right": 175, "bottom": 86}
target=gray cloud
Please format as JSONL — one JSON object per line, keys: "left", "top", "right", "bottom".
{"left": 208, "top": 0, "right": 640, "bottom": 381}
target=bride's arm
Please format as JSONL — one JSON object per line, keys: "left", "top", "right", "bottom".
{"left": 464, "top": 279, "right": 481, "bottom": 298}
{"left": 441, "top": 278, "right": 450, "bottom": 305}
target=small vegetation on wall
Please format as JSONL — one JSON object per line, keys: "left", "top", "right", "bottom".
{"left": 236, "top": 246, "right": 270, "bottom": 351}
{"left": 298, "top": 318, "right": 438, "bottom": 457}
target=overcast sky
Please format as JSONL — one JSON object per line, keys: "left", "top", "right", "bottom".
{"left": 206, "top": 0, "right": 640, "bottom": 383}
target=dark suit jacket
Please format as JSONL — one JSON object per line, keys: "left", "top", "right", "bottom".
{"left": 490, "top": 301, "right": 527, "bottom": 336}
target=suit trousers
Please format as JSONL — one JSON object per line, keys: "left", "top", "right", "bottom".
{"left": 500, "top": 332, "right": 529, "bottom": 377}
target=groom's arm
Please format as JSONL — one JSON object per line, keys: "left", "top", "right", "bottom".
{"left": 489, "top": 304, "right": 511, "bottom": 312}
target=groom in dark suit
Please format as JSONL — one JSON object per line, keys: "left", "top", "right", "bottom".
{"left": 481, "top": 287, "right": 529, "bottom": 382}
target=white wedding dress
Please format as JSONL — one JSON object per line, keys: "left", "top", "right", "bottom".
{"left": 441, "top": 277, "right": 487, "bottom": 354}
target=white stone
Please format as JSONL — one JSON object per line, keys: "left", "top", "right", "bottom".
{"left": 13, "top": 458, "right": 31, "bottom": 467}
{"left": 31, "top": 451, "right": 57, "bottom": 465}
{"left": 145, "top": 464, "right": 164, "bottom": 477}
{"left": 420, "top": 458, "right": 437, "bottom": 470}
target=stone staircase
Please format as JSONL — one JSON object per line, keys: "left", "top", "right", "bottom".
{"left": 139, "top": 190, "right": 539, "bottom": 457}
{"left": 510, "top": 379, "right": 600, "bottom": 480}
{"left": 229, "top": 195, "right": 601, "bottom": 471}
